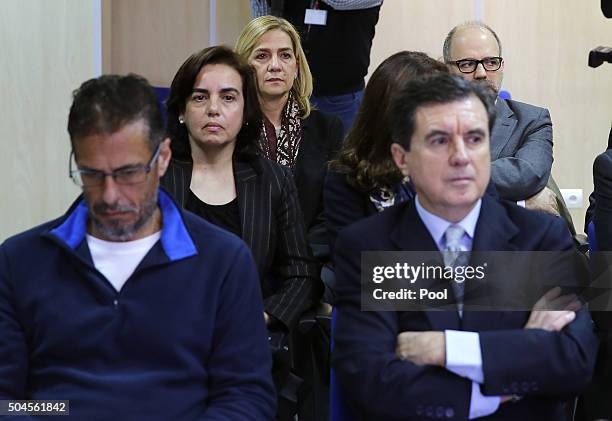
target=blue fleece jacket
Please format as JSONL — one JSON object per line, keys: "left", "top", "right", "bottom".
{"left": 0, "top": 190, "right": 275, "bottom": 420}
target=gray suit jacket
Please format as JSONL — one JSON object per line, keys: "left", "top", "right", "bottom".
{"left": 491, "top": 98, "right": 553, "bottom": 201}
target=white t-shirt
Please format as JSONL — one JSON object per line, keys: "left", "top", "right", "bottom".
{"left": 87, "top": 232, "right": 161, "bottom": 292}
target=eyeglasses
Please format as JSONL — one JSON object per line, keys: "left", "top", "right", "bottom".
{"left": 69, "top": 143, "right": 162, "bottom": 188}
{"left": 449, "top": 57, "right": 503, "bottom": 74}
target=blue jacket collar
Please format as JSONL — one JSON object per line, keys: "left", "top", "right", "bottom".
{"left": 50, "top": 189, "right": 197, "bottom": 261}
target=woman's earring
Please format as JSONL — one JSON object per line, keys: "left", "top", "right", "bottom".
{"left": 178, "top": 117, "right": 184, "bottom": 124}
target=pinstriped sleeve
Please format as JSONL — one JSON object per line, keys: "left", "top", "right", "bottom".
{"left": 263, "top": 166, "right": 320, "bottom": 329}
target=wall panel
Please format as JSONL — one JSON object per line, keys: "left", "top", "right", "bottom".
{"left": 107, "top": 0, "right": 210, "bottom": 86}
{"left": 217, "top": 1, "right": 252, "bottom": 48}
{"left": 369, "top": 0, "right": 476, "bottom": 75}
{"left": 105, "top": 0, "right": 251, "bottom": 87}
{"left": 0, "top": 0, "right": 96, "bottom": 241}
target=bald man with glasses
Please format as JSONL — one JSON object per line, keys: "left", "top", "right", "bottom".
{"left": 443, "top": 22, "right": 562, "bottom": 220}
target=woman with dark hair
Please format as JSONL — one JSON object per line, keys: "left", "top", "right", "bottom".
{"left": 236, "top": 16, "right": 343, "bottom": 248}
{"left": 161, "top": 47, "right": 319, "bottom": 415}
{"left": 325, "top": 51, "right": 449, "bottom": 251}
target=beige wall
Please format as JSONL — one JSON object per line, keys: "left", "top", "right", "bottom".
{"left": 104, "top": 0, "right": 251, "bottom": 86}
{"left": 370, "top": 0, "right": 476, "bottom": 64}
{"left": 483, "top": 0, "right": 612, "bottom": 229}
{"left": 0, "top": 0, "right": 96, "bottom": 241}
{"left": 371, "top": 0, "right": 612, "bottom": 229}
{"left": 217, "top": 1, "right": 253, "bottom": 51}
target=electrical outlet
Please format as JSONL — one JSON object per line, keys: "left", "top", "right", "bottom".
{"left": 560, "top": 189, "right": 583, "bottom": 209}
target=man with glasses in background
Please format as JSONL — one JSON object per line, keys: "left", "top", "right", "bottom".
{"left": 443, "top": 22, "right": 562, "bottom": 219}
{"left": 0, "top": 74, "right": 275, "bottom": 420}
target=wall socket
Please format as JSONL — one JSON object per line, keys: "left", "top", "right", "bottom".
{"left": 560, "top": 189, "right": 583, "bottom": 209}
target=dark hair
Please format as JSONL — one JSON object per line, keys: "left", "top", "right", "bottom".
{"left": 166, "top": 45, "right": 262, "bottom": 162}
{"left": 331, "top": 51, "right": 448, "bottom": 192}
{"left": 67, "top": 74, "right": 164, "bottom": 152}
{"left": 390, "top": 73, "right": 497, "bottom": 150}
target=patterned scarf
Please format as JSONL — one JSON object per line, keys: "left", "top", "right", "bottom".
{"left": 259, "top": 92, "right": 302, "bottom": 169}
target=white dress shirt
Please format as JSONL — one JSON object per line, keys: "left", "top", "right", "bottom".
{"left": 415, "top": 196, "right": 501, "bottom": 419}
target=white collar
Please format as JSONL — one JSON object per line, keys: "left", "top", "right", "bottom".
{"left": 414, "top": 196, "right": 482, "bottom": 248}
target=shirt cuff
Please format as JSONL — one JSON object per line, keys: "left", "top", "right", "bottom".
{"left": 469, "top": 382, "right": 501, "bottom": 419}
{"left": 445, "top": 330, "right": 484, "bottom": 384}
{"left": 517, "top": 200, "right": 526, "bottom": 208}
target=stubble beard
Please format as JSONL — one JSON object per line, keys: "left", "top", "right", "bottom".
{"left": 89, "top": 188, "right": 159, "bottom": 242}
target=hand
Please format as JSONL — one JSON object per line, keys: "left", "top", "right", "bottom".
{"left": 524, "top": 287, "right": 581, "bottom": 331}
{"left": 525, "top": 187, "right": 560, "bottom": 217}
{"left": 395, "top": 331, "right": 445, "bottom": 366}
{"left": 264, "top": 312, "right": 270, "bottom": 325}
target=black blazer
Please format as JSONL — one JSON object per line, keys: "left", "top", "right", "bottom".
{"left": 294, "top": 109, "right": 343, "bottom": 245}
{"left": 324, "top": 169, "right": 378, "bottom": 253}
{"left": 332, "top": 195, "right": 597, "bottom": 420}
{"left": 161, "top": 155, "right": 320, "bottom": 330}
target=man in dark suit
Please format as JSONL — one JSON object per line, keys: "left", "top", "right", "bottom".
{"left": 585, "top": 125, "right": 612, "bottom": 230}
{"left": 442, "top": 22, "right": 568, "bottom": 223}
{"left": 332, "top": 73, "right": 597, "bottom": 420}
{"left": 579, "top": 146, "right": 612, "bottom": 421}
{"left": 594, "top": 147, "right": 612, "bottom": 250}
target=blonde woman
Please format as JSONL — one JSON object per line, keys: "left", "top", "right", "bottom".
{"left": 236, "top": 16, "right": 343, "bottom": 246}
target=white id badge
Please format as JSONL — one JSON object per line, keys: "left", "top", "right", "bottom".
{"left": 304, "top": 9, "right": 328, "bottom": 26}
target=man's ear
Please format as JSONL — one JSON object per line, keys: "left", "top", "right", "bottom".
{"left": 157, "top": 137, "right": 172, "bottom": 177}
{"left": 390, "top": 142, "right": 410, "bottom": 178}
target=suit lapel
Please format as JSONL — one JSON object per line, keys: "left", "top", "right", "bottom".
{"left": 490, "top": 98, "right": 517, "bottom": 160}
{"left": 234, "top": 159, "right": 268, "bottom": 275}
{"left": 471, "top": 196, "right": 520, "bottom": 252}
{"left": 462, "top": 196, "right": 521, "bottom": 331}
{"left": 234, "top": 159, "right": 258, "bottom": 252}
{"left": 390, "top": 202, "right": 461, "bottom": 331}
{"left": 165, "top": 160, "right": 193, "bottom": 207}
{"left": 389, "top": 201, "right": 438, "bottom": 251}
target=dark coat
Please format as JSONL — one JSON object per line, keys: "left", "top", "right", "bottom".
{"left": 293, "top": 109, "right": 343, "bottom": 246}
{"left": 332, "top": 195, "right": 597, "bottom": 420}
{"left": 161, "top": 155, "right": 320, "bottom": 330}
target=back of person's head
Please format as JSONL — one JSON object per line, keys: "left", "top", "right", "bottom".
{"left": 390, "top": 73, "right": 497, "bottom": 150}
{"left": 235, "top": 15, "right": 313, "bottom": 117}
{"left": 68, "top": 74, "right": 164, "bottom": 153}
{"left": 166, "top": 45, "right": 262, "bottom": 161}
{"left": 335, "top": 51, "right": 448, "bottom": 192}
